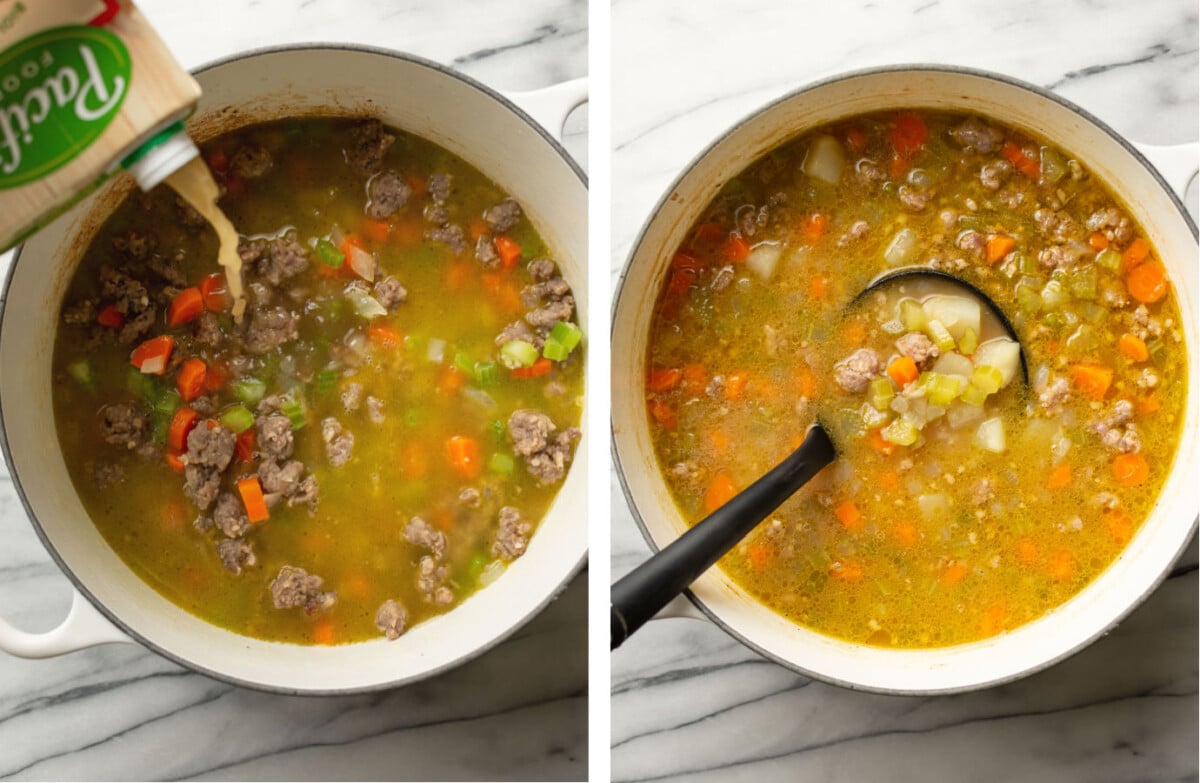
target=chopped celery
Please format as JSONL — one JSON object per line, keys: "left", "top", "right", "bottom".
{"left": 315, "top": 238, "right": 344, "bottom": 268}
{"left": 488, "top": 452, "right": 515, "bottom": 476}
{"left": 126, "top": 367, "right": 159, "bottom": 402}
{"left": 970, "top": 365, "right": 1003, "bottom": 394}
{"left": 860, "top": 403, "right": 890, "bottom": 429}
{"left": 869, "top": 377, "right": 895, "bottom": 411}
{"left": 1067, "top": 266, "right": 1098, "bottom": 300}
{"left": 1079, "top": 302, "right": 1107, "bottom": 323}
{"left": 881, "top": 416, "right": 919, "bottom": 446}
{"left": 958, "top": 327, "right": 978, "bottom": 356}
{"left": 488, "top": 419, "right": 506, "bottom": 440}
{"left": 1147, "top": 338, "right": 1166, "bottom": 362}
{"left": 899, "top": 299, "right": 927, "bottom": 331}
{"left": 1015, "top": 279, "right": 1043, "bottom": 314}
{"left": 454, "top": 351, "right": 475, "bottom": 374}
{"left": 151, "top": 410, "right": 171, "bottom": 445}
{"left": 280, "top": 393, "right": 307, "bottom": 430}
{"left": 542, "top": 338, "right": 570, "bottom": 362}
{"left": 549, "top": 320, "right": 584, "bottom": 352}
{"left": 1016, "top": 252, "right": 1040, "bottom": 276}
{"left": 926, "top": 319, "right": 955, "bottom": 352}
{"left": 499, "top": 340, "right": 539, "bottom": 369}
{"left": 67, "top": 360, "right": 92, "bottom": 387}
{"left": 220, "top": 404, "right": 255, "bottom": 434}
{"left": 1040, "top": 279, "right": 1069, "bottom": 310}
{"left": 1065, "top": 324, "right": 1099, "bottom": 353}
{"left": 314, "top": 369, "right": 339, "bottom": 395}
{"left": 1039, "top": 146, "right": 1067, "bottom": 184}
{"left": 1096, "top": 248, "right": 1122, "bottom": 271}
{"left": 927, "top": 374, "right": 964, "bottom": 406}
{"left": 960, "top": 383, "right": 988, "bottom": 406}
{"left": 154, "top": 390, "right": 181, "bottom": 417}
{"left": 1042, "top": 312, "right": 1066, "bottom": 330}
{"left": 474, "top": 361, "right": 498, "bottom": 387}
{"left": 232, "top": 378, "right": 267, "bottom": 405}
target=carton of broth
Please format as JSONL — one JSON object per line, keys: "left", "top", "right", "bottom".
{"left": 0, "top": 0, "right": 201, "bottom": 250}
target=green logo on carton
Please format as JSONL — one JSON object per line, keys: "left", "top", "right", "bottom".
{"left": 0, "top": 25, "right": 130, "bottom": 189}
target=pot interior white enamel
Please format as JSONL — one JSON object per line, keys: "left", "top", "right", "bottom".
{"left": 0, "top": 48, "right": 588, "bottom": 693}
{"left": 612, "top": 67, "right": 1198, "bottom": 694}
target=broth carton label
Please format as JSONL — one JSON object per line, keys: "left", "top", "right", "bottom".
{"left": 0, "top": 0, "right": 200, "bottom": 250}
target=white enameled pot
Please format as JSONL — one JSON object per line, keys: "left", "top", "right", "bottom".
{"left": 0, "top": 46, "right": 588, "bottom": 694}
{"left": 612, "top": 65, "right": 1198, "bottom": 695}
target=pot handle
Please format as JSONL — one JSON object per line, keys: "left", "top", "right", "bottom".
{"left": 504, "top": 77, "right": 588, "bottom": 142}
{"left": 1133, "top": 141, "right": 1199, "bottom": 203}
{"left": 0, "top": 589, "right": 132, "bottom": 658}
{"left": 652, "top": 593, "right": 709, "bottom": 623}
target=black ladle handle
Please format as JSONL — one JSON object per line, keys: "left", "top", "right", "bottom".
{"left": 611, "top": 424, "right": 836, "bottom": 649}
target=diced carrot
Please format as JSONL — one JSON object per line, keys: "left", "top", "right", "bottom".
{"left": 844, "top": 126, "right": 868, "bottom": 153}
{"left": 887, "top": 356, "right": 919, "bottom": 388}
{"left": 1112, "top": 453, "right": 1149, "bottom": 486}
{"left": 1015, "top": 537, "right": 1038, "bottom": 566}
{"left": 237, "top": 476, "right": 270, "bottom": 523}
{"left": 1088, "top": 231, "right": 1109, "bottom": 252}
{"left": 647, "top": 398, "right": 677, "bottom": 429}
{"left": 176, "top": 358, "right": 207, "bottom": 402}
{"left": 437, "top": 366, "right": 465, "bottom": 395}
{"left": 1136, "top": 394, "right": 1161, "bottom": 417}
{"left": 706, "top": 428, "right": 730, "bottom": 455}
{"left": 1046, "top": 461, "right": 1072, "bottom": 489}
{"left": 468, "top": 218, "right": 488, "bottom": 240}
{"left": 1069, "top": 362, "right": 1113, "bottom": 401}
{"left": 167, "top": 288, "right": 204, "bottom": 327}
{"left": 830, "top": 560, "right": 864, "bottom": 582}
{"left": 1047, "top": 549, "right": 1075, "bottom": 581}
{"left": 130, "top": 335, "right": 175, "bottom": 375}
{"left": 719, "top": 233, "right": 750, "bottom": 263}
{"left": 339, "top": 233, "right": 365, "bottom": 261}
{"left": 888, "top": 113, "right": 928, "bottom": 156}
{"left": 693, "top": 223, "right": 725, "bottom": 244}
{"left": 888, "top": 152, "right": 908, "bottom": 179}
{"left": 941, "top": 563, "right": 969, "bottom": 586}
{"left": 809, "top": 273, "right": 829, "bottom": 300}
{"left": 494, "top": 235, "right": 522, "bottom": 269}
{"left": 407, "top": 175, "right": 427, "bottom": 196}
{"left": 796, "top": 367, "right": 817, "bottom": 398}
{"left": 165, "top": 449, "right": 186, "bottom": 473}
{"left": 445, "top": 260, "right": 471, "bottom": 292}
{"left": 234, "top": 428, "right": 256, "bottom": 463}
{"left": 204, "top": 361, "right": 228, "bottom": 392}
{"left": 704, "top": 473, "right": 737, "bottom": 512}
{"left": 879, "top": 470, "right": 899, "bottom": 490}
{"left": 665, "top": 268, "right": 696, "bottom": 298}
{"left": 363, "top": 218, "right": 392, "bottom": 243}
{"left": 1045, "top": 338, "right": 1061, "bottom": 355}
{"left": 671, "top": 252, "right": 704, "bottom": 272}
{"left": 162, "top": 498, "right": 187, "bottom": 532}
{"left": 867, "top": 427, "right": 895, "bottom": 456}
{"left": 647, "top": 367, "right": 682, "bottom": 393}
{"left": 834, "top": 501, "right": 863, "bottom": 533}
{"left": 167, "top": 407, "right": 198, "bottom": 452}
{"left": 312, "top": 619, "right": 336, "bottom": 646}
{"left": 892, "top": 520, "right": 918, "bottom": 546}
{"left": 512, "top": 357, "right": 553, "bottom": 379}
{"left": 446, "top": 435, "right": 481, "bottom": 478}
{"left": 96, "top": 304, "right": 125, "bottom": 328}
{"left": 368, "top": 323, "right": 403, "bottom": 348}
{"left": 401, "top": 441, "right": 428, "bottom": 478}
{"left": 1101, "top": 510, "right": 1133, "bottom": 546}
{"left": 985, "top": 234, "right": 1015, "bottom": 264}
{"left": 207, "top": 148, "right": 228, "bottom": 175}
{"left": 1001, "top": 142, "right": 1040, "bottom": 178}
{"left": 1125, "top": 260, "right": 1168, "bottom": 303}
{"left": 496, "top": 279, "right": 523, "bottom": 315}
{"left": 803, "top": 213, "right": 829, "bottom": 242}
{"left": 841, "top": 319, "right": 867, "bottom": 343}
{"left": 724, "top": 373, "right": 748, "bottom": 401}
{"left": 1118, "top": 333, "right": 1149, "bottom": 362}
{"left": 682, "top": 363, "right": 707, "bottom": 394}
{"left": 1121, "top": 237, "right": 1151, "bottom": 270}
{"left": 198, "top": 273, "right": 230, "bottom": 312}
{"left": 747, "top": 542, "right": 772, "bottom": 568}
{"left": 980, "top": 601, "right": 1008, "bottom": 637}
{"left": 341, "top": 572, "right": 372, "bottom": 600}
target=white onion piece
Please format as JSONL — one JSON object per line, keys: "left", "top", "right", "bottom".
{"left": 884, "top": 228, "right": 918, "bottom": 266}
{"left": 426, "top": 338, "right": 447, "bottom": 364}
{"left": 479, "top": 560, "right": 505, "bottom": 587}
{"left": 347, "top": 245, "right": 376, "bottom": 282}
{"left": 139, "top": 355, "right": 166, "bottom": 374}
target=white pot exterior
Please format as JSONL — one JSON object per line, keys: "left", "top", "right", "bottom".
{"left": 612, "top": 66, "right": 1198, "bottom": 694}
{"left": 0, "top": 47, "right": 588, "bottom": 693}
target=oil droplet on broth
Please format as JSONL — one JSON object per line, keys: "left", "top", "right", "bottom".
{"left": 166, "top": 156, "right": 247, "bottom": 322}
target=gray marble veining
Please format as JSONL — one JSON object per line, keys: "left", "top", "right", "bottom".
{"left": 611, "top": 0, "right": 1197, "bottom": 781}
{"left": 0, "top": 1, "right": 587, "bottom": 780}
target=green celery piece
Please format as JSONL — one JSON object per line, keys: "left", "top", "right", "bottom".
{"left": 868, "top": 376, "right": 895, "bottom": 411}
{"left": 899, "top": 299, "right": 927, "bottom": 331}
{"left": 926, "top": 319, "right": 955, "bottom": 352}
{"left": 315, "top": 238, "right": 344, "bottom": 268}
{"left": 315, "top": 369, "right": 339, "bottom": 395}
{"left": 281, "top": 393, "right": 307, "bottom": 430}
{"left": 474, "top": 361, "right": 498, "bottom": 387}
{"left": 970, "top": 365, "right": 1004, "bottom": 395}
{"left": 881, "top": 417, "right": 918, "bottom": 446}
{"left": 232, "top": 378, "right": 267, "bottom": 405}
{"left": 549, "top": 320, "right": 583, "bottom": 352}
{"left": 499, "top": 340, "right": 539, "bottom": 369}
{"left": 219, "top": 404, "right": 255, "bottom": 434}
{"left": 488, "top": 452, "right": 515, "bottom": 475}
{"left": 958, "top": 328, "right": 979, "bottom": 356}
{"left": 960, "top": 382, "right": 989, "bottom": 406}
{"left": 542, "top": 338, "right": 570, "bottom": 362}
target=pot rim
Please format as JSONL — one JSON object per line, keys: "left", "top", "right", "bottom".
{"left": 0, "top": 42, "right": 588, "bottom": 696}
{"left": 611, "top": 62, "right": 1198, "bottom": 695}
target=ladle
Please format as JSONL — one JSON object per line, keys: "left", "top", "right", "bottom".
{"left": 611, "top": 268, "right": 1028, "bottom": 649}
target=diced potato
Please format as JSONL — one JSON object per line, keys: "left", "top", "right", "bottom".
{"left": 884, "top": 228, "right": 918, "bottom": 266}
{"left": 931, "top": 352, "right": 973, "bottom": 381}
{"left": 975, "top": 417, "right": 1006, "bottom": 453}
{"left": 745, "top": 241, "right": 782, "bottom": 280}
{"left": 972, "top": 338, "right": 1021, "bottom": 387}
{"left": 921, "top": 294, "right": 981, "bottom": 341}
{"left": 802, "top": 134, "right": 845, "bottom": 185}
{"left": 946, "top": 401, "right": 985, "bottom": 429}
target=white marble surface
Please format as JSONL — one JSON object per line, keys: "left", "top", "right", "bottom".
{"left": 0, "top": 1, "right": 587, "bottom": 781}
{"left": 611, "top": 1, "right": 1198, "bottom": 781}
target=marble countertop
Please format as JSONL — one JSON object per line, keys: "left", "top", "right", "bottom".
{"left": 0, "top": 1, "right": 587, "bottom": 781}
{"left": 610, "top": 1, "right": 1198, "bottom": 781}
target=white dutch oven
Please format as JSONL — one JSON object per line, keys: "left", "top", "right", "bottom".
{"left": 0, "top": 46, "right": 588, "bottom": 694}
{"left": 612, "top": 65, "right": 1198, "bottom": 694}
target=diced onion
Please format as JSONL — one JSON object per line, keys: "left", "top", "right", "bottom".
{"left": 479, "top": 560, "right": 505, "bottom": 587}
{"left": 426, "top": 338, "right": 447, "bottom": 364}
{"left": 346, "top": 245, "right": 376, "bottom": 282}
{"left": 345, "top": 287, "right": 387, "bottom": 319}
{"left": 884, "top": 228, "right": 918, "bottom": 266}
{"left": 139, "top": 355, "right": 166, "bottom": 375}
